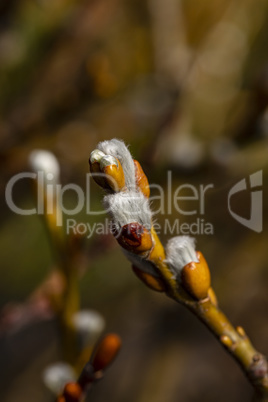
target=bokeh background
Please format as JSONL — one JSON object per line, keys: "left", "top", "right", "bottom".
{"left": 0, "top": 0, "right": 268, "bottom": 401}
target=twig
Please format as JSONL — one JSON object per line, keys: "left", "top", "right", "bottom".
{"left": 89, "top": 139, "right": 268, "bottom": 399}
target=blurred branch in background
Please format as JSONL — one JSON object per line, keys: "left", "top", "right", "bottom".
{"left": 152, "top": 0, "right": 268, "bottom": 171}
{"left": 56, "top": 333, "right": 121, "bottom": 402}
{"left": 0, "top": 150, "right": 119, "bottom": 401}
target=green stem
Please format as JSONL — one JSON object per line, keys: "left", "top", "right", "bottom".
{"left": 186, "top": 298, "right": 268, "bottom": 398}
{"left": 150, "top": 227, "right": 268, "bottom": 397}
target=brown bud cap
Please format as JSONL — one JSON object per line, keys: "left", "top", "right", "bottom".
{"left": 63, "top": 383, "right": 83, "bottom": 402}
{"left": 116, "top": 223, "right": 153, "bottom": 253}
{"left": 91, "top": 333, "right": 121, "bottom": 372}
{"left": 181, "top": 251, "right": 211, "bottom": 300}
{"left": 133, "top": 160, "right": 150, "bottom": 198}
{"left": 132, "top": 265, "right": 165, "bottom": 292}
{"left": 89, "top": 159, "right": 107, "bottom": 189}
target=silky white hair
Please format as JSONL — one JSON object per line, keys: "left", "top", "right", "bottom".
{"left": 165, "top": 236, "right": 199, "bottom": 278}
{"left": 96, "top": 139, "right": 157, "bottom": 276}
{"left": 97, "top": 139, "right": 136, "bottom": 190}
{"left": 103, "top": 190, "right": 152, "bottom": 233}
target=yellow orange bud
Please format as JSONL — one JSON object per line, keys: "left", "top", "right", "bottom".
{"left": 91, "top": 333, "right": 121, "bottom": 372}
{"left": 236, "top": 326, "right": 246, "bottom": 338}
{"left": 116, "top": 223, "right": 153, "bottom": 254}
{"left": 63, "top": 382, "right": 83, "bottom": 402}
{"left": 181, "top": 251, "right": 211, "bottom": 300}
{"left": 89, "top": 151, "right": 125, "bottom": 192}
{"left": 132, "top": 265, "right": 165, "bottom": 292}
{"left": 220, "top": 335, "right": 233, "bottom": 348}
{"left": 100, "top": 156, "right": 125, "bottom": 192}
{"left": 133, "top": 159, "right": 150, "bottom": 198}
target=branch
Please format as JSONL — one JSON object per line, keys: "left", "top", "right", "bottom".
{"left": 89, "top": 139, "right": 268, "bottom": 399}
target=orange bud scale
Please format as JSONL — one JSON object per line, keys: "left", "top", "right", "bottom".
{"left": 91, "top": 333, "right": 121, "bottom": 372}
{"left": 181, "top": 251, "right": 211, "bottom": 300}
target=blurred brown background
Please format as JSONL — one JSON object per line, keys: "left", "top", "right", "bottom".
{"left": 0, "top": 0, "right": 268, "bottom": 401}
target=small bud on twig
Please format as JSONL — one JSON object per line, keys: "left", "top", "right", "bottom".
{"left": 100, "top": 155, "right": 125, "bottom": 192}
{"left": 63, "top": 383, "right": 83, "bottom": 402}
{"left": 166, "top": 237, "right": 210, "bottom": 299}
{"left": 181, "top": 251, "right": 211, "bottom": 300}
{"left": 97, "top": 139, "right": 136, "bottom": 190}
{"left": 132, "top": 265, "right": 165, "bottom": 292}
{"left": 91, "top": 333, "right": 121, "bottom": 372}
{"left": 116, "top": 222, "right": 153, "bottom": 254}
{"left": 220, "top": 335, "right": 233, "bottom": 348}
{"left": 165, "top": 236, "right": 199, "bottom": 276}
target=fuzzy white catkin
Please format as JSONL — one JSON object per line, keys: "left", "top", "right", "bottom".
{"left": 103, "top": 190, "right": 152, "bottom": 233}
{"left": 96, "top": 139, "right": 159, "bottom": 276}
{"left": 72, "top": 310, "right": 105, "bottom": 347}
{"left": 43, "top": 362, "right": 75, "bottom": 395}
{"left": 97, "top": 139, "right": 136, "bottom": 190}
{"left": 165, "top": 236, "right": 199, "bottom": 277}
{"left": 29, "top": 150, "right": 60, "bottom": 184}
{"left": 103, "top": 190, "right": 156, "bottom": 276}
